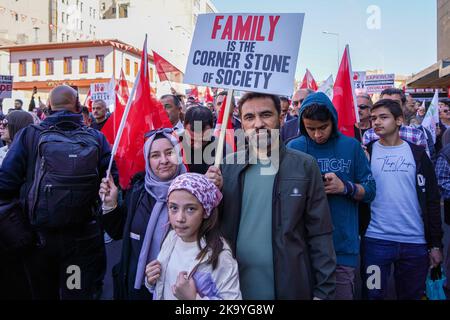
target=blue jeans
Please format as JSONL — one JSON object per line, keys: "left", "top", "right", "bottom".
{"left": 361, "top": 237, "right": 429, "bottom": 300}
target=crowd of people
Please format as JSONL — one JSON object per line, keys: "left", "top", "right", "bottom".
{"left": 0, "top": 84, "right": 449, "bottom": 300}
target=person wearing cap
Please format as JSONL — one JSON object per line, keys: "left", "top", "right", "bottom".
{"left": 145, "top": 173, "right": 241, "bottom": 300}
{"left": 99, "top": 128, "right": 187, "bottom": 300}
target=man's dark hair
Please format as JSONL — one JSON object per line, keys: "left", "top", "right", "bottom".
{"left": 279, "top": 96, "right": 289, "bottom": 103}
{"left": 237, "top": 92, "right": 281, "bottom": 116}
{"left": 371, "top": 99, "right": 404, "bottom": 119}
{"left": 161, "top": 94, "right": 181, "bottom": 108}
{"left": 81, "top": 106, "right": 90, "bottom": 116}
{"left": 217, "top": 91, "right": 236, "bottom": 107}
{"left": 184, "top": 106, "right": 214, "bottom": 130}
{"left": 380, "top": 88, "right": 406, "bottom": 105}
{"left": 15, "top": 99, "right": 23, "bottom": 107}
{"left": 301, "top": 104, "right": 333, "bottom": 122}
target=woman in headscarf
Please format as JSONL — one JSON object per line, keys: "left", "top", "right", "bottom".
{"left": 99, "top": 128, "right": 187, "bottom": 300}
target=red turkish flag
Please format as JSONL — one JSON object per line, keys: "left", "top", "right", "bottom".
{"left": 300, "top": 69, "right": 318, "bottom": 91}
{"left": 112, "top": 37, "right": 172, "bottom": 189}
{"left": 332, "top": 46, "right": 358, "bottom": 138}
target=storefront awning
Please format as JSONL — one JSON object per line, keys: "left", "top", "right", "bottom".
{"left": 406, "top": 60, "right": 450, "bottom": 89}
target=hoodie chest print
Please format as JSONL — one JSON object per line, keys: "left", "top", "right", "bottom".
{"left": 317, "top": 158, "right": 351, "bottom": 174}
{"left": 377, "top": 155, "right": 414, "bottom": 173}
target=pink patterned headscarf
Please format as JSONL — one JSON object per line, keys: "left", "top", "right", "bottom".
{"left": 167, "top": 173, "right": 223, "bottom": 217}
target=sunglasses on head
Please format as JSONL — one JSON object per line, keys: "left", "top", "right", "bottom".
{"left": 144, "top": 127, "right": 174, "bottom": 138}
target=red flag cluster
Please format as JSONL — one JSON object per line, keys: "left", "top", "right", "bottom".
{"left": 102, "top": 37, "right": 172, "bottom": 189}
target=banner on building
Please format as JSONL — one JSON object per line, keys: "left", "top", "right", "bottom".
{"left": 184, "top": 13, "right": 305, "bottom": 96}
{"left": 0, "top": 75, "right": 13, "bottom": 99}
{"left": 365, "top": 73, "right": 395, "bottom": 94}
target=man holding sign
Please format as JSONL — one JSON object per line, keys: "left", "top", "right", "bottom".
{"left": 196, "top": 13, "right": 336, "bottom": 299}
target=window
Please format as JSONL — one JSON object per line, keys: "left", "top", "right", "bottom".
{"left": 80, "top": 20, "right": 83, "bottom": 30}
{"left": 61, "top": 33, "right": 65, "bottom": 42}
{"left": 89, "top": 7, "right": 92, "bottom": 17}
{"left": 19, "top": 59, "right": 27, "bottom": 76}
{"left": 80, "top": 2, "right": 83, "bottom": 12}
{"left": 46, "top": 58, "right": 54, "bottom": 75}
{"left": 149, "top": 68, "right": 154, "bottom": 83}
{"left": 101, "top": 2, "right": 105, "bottom": 11}
{"left": 15, "top": 14, "right": 18, "bottom": 21}
{"left": 32, "top": 59, "right": 40, "bottom": 76}
{"left": 125, "top": 58, "right": 130, "bottom": 75}
{"left": 93, "top": 9, "right": 96, "bottom": 19}
{"left": 79, "top": 56, "right": 88, "bottom": 73}
{"left": 134, "top": 62, "right": 138, "bottom": 76}
{"left": 95, "top": 55, "right": 104, "bottom": 73}
{"left": 61, "top": 12, "right": 65, "bottom": 23}
{"left": 64, "top": 57, "right": 72, "bottom": 74}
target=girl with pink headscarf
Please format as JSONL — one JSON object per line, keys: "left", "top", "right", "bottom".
{"left": 145, "top": 173, "right": 242, "bottom": 300}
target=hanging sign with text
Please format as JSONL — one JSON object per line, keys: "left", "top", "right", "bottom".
{"left": 184, "top": 13, "right": 305, "bottom": 96}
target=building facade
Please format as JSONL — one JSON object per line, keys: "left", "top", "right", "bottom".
{"left": 0, "top": 39, "right": 156, "bottom": 109}
{"left": 96, "top": 0, "right": 217, "bottom": 95}
{"left": 407, "top": 0, "right": 450, "bottom": 94}
{"left": 0, "top": 0, "right": 101, "bottom": 45}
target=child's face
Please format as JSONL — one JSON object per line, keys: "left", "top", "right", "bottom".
{"left": 168, "top": 190, "right": 205, "bottom": 242}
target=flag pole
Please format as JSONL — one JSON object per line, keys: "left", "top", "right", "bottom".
{"left": 101, "top": 67, "right": 141, "bottom": 201}
{"left": 345, "top": 45, "right": 362, "bottom": 139}
{"left": 214, "top": 88, "right": 234, "bottom": 167}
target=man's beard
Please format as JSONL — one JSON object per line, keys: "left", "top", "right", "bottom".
{"left": 246, "top": 128, "right": 280, "bottom": 159}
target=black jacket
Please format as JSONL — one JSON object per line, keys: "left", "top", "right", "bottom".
{"left": 219, "top": 143, "right": 336, "bottom": 300}
{"left": 101, "top": 174, "right": 155, "bottom": 300}
{"left": 438, "top": 144, "right": 450, "bottom": 225}
{"left": 365, "top": 141, "right": 443, "bottom": 248}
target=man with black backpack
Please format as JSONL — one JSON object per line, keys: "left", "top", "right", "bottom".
{"left": 0, "top": 85, "right": 117, "bottom": 300}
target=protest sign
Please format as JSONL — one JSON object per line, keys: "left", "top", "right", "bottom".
{"left": 0, "top": 75, "right": 13, "bottom": 99}
{"left": 184, "top": 13, "right": 305, "bottom": 96}
{"left": 365, "top": 73, "right": 395, "bottom": 94}
{"left": 90, "top": 81, "right": 115, "bottom": 110}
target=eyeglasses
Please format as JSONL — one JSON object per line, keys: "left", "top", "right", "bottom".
{"left": 0, "top": 119, "right": 7, "bottom": 128}
{"left": 358, "top": 104, "right": 371, "bottom": 110}
{"left": 144, "top": 127, "right": 174, "bottom": 138}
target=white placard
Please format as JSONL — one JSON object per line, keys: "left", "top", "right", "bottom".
{"left": 184, "top": 13, "right": 305, "bottom": 96}
{"left": 0, "top": 75, "right": 13, "bottom": 99}
{"left": 365, "top": 73, "right": 395, "bottom": 94}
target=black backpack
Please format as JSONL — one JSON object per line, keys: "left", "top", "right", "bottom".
{"left": 27, "top": 121, "right": 101, "bottom": 228}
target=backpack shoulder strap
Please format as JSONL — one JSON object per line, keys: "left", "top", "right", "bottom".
{"left": 25, "top": 125, "right": 45, "bottom": 183}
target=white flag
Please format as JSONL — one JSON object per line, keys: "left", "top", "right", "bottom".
{"left": 421, "top": 90, "right": 440, "bottom": 144}
{"left": 318, "top": 75, "right": 334, "bottom": 100}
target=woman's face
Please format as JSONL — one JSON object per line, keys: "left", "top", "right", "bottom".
{"left": 149, "top": 138, "right": 179, "bottom": 181}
